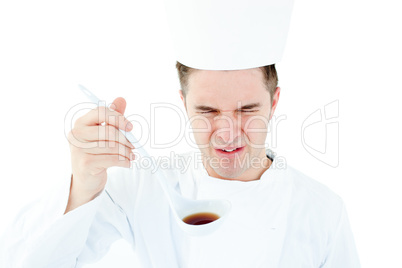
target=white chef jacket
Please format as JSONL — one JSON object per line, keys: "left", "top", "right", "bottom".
{"left": 0, "top": 150, "right": 360, "bottom": 267}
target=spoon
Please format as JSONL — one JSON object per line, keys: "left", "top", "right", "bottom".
{"left": 78, "top": 84, "right": 231, "bottom": 235}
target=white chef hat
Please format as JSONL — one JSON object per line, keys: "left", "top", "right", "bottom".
{"left": 163, "top": 0, "right": 295, "bottom": 70}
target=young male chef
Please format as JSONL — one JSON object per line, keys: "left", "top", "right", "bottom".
{"left": 0, "top": 0, "right": 360, "bottom": 267}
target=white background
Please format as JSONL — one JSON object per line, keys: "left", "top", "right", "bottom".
{"left": 1, "top": 0, "right": 401, "bottom": 267}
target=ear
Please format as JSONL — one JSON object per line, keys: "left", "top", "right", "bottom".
{"left": 179, "top": 89, "right": 186, "bottom": 110}
{"left": 269, "top": 87, "right": 280, "bottom": 120}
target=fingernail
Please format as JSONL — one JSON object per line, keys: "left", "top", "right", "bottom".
{"left": 108, "top": 103, "right": 116, "bottom": 111}
{"left": 126, "top": 122, "right": 133, "bottom": 130}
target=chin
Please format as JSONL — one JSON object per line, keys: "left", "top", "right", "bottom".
{"left": 213, "top": 168, "right": 244, "bottom": 180}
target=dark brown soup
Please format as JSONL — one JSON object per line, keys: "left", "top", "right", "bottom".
{"left": 182, "top": 212, "right": 220, "bottom": 225}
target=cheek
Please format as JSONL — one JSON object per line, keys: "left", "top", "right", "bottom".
{"left": 242, "top": 116, "right": 269, "bottom": 142}
{"left": 189, "top": 116, "right": 213, "bottom": 144}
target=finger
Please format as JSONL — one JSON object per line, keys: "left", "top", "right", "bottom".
{"left": 85, "top": 154, "right": 132, "bottom": 171}
{"left": 68, "top": 132, "right": 135, "bottom": 152}
{"left": 82, "top": 141, "right": 135, "bottom": 160}
{"left": 75, "top": 106, "right": 133, "bottom": 131}
{"left": 109, "top": 97, "right": 127, "bottom": 115}
{"left": 71, "top": 125, "right": 135, "bottom": 149}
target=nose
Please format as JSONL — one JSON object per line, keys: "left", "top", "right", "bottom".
{"left": 213, "top": 112, "right": 241, "bottom": 146}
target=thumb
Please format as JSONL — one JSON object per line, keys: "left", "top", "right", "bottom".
{"left": 109, "top": 97, "right": 127, "bottom": 115}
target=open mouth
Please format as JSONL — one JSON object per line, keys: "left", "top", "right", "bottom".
{"left": 220, "top": 148, "right": 239, "bottom": 152}
{"left": 215, "top": 146, "right": 245, "bottom": 157}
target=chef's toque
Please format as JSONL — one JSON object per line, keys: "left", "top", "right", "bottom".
{"left": 163, "top": 0, "right": 295, "bottom": 70}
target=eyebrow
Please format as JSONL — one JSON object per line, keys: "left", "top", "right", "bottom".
{"left": 194, "top": 102, "right": 261, "bottom": 111}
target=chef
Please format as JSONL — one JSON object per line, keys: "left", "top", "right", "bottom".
{"left": 0, "top": 0, "right": 360, "bottom": 267}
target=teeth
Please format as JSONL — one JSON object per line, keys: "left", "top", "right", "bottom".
{"left": 222, "top": 148, "right": 236, "bottom": 152}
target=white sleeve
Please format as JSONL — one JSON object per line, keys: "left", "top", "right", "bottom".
{"left": 320, "top": 202, "right": 361, "bottom": 268}
{"left": 0, "top": 174, "right": 135, "bottom": 268}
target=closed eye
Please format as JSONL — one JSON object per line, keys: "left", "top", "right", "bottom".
{"left": 238, "top": 109, "right": 258, "bottom": 113}
{"left": 200, "top": 110, "right": 217, "bottom": 114}
{"left": 198, "top": 109, "right": 257, "bottom": 114}
{"left": 195, "top": 107, "right": 218, "bottom": 114}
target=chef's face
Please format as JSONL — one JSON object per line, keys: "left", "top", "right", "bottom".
{"left": 180, "top": 68, "right": 280, "bottom": 181}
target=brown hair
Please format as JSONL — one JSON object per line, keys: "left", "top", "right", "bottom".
{"left": 175, "top": 61, "right": 278, "bottom": 103}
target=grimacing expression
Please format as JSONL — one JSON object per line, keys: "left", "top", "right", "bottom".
{"left": 180, "top": 68, "right": 280, "bottom": 181}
